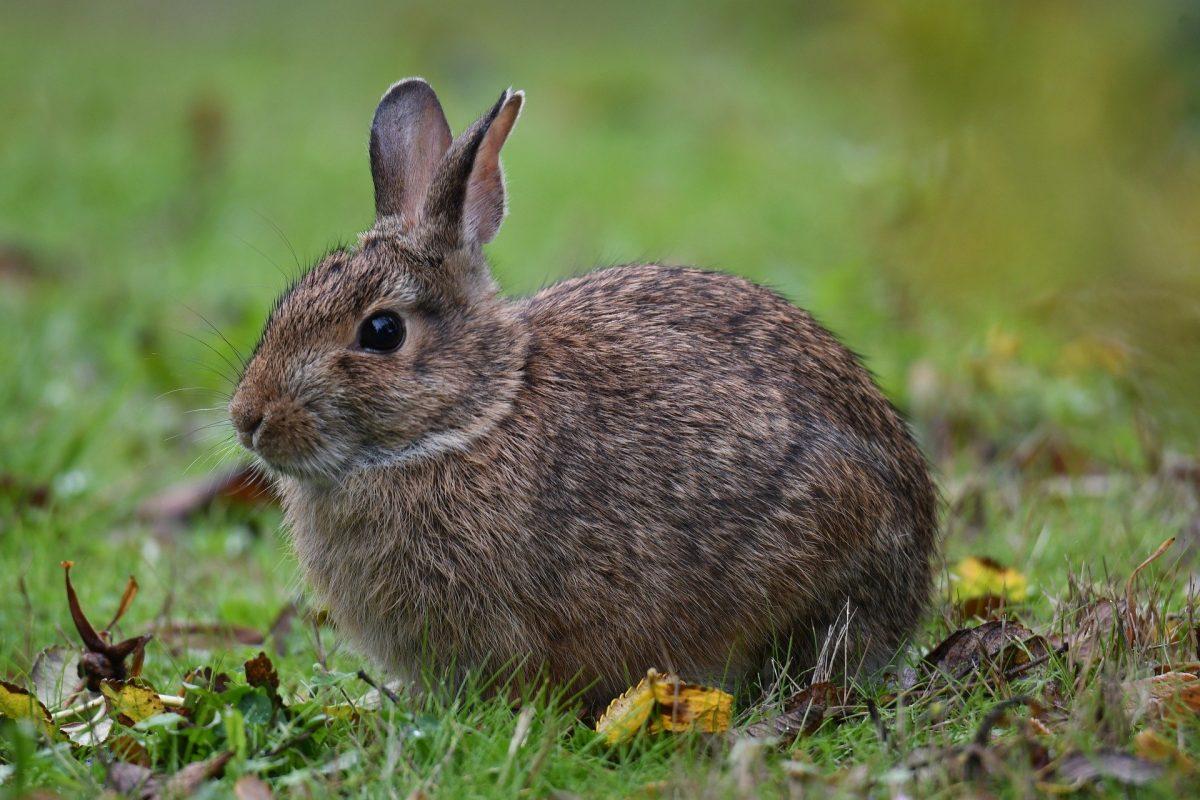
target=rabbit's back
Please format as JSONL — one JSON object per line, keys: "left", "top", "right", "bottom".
{"left": 286, "top": 264, "right": 936, "bottom": 705}
{"left": 515, "top": 265, "right": 936, "bottom": 673}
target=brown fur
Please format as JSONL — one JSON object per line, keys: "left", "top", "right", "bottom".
{"left": 230, "top": 80, "right": 939, "bottom": 710}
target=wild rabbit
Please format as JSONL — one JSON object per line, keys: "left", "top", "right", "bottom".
{"left": 229, "top": 79, "right": 938, "bottom": 710}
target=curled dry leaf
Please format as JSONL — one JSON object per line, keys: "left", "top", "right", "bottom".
{"left": 245, "top": 651, "right": 283, "bottom": 708}
{"left": 950, "top": 556, "right": 1028, "bottom": 619}
{"left": 924, "top": 619, "right": 1052, "bottom": 683}
{"left": 106, "top": 761, "right": 156, "bottom": 798}
{"left": 138, "top": 464, "right": 276, "bottom": 528}
{"left": 62, "top": 562, "right": 152, "bottom": 691}
{"left": 0, "top": 680, "right": 57, "bottom": 738}
{"left": 1123, "top": 671, "right": 1200, "bottom": 719}
{"left": 595, "top": 669, "right": 733, "bottom": 745}
{"left": 60, "top": 704, "right": 114, "bottom": 746}
{"left": 106, "top": 751, "right": 232, "bottom": 800}
{"left": 154, "top": 621, "right": 265, "bottom": 653}
{"left": 234, "top": 774, "right": 274, "bottom": 800}
{"left": 741, "top": 682, "right": 855, "bottom": 743}
{"left": 1042, "top": 749, "right": 1164, "bottom": 789}
{"left": 162, "top": 750, "right": 234, "bottom": 798}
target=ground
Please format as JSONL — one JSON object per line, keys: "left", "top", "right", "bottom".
{"left": 2, "top": 2, "right": 1199, "bottom": 797}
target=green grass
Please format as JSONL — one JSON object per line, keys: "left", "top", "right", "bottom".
{"left": 3, "top": 1, "right": 1200, "bottom": 797}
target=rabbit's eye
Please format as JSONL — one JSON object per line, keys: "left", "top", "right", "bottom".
{"left": 357, "top": 312, "right": 405, "bottom": 353}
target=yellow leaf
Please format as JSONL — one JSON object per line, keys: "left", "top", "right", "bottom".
{"left": 951, "top": 556, "right": 1028, "bottom": 606}
{"left": 101, "top": 680, "right": 166, "bottom": 724}
{"left": 0, "top": 680, "right": 56, "bottom": 738}
{"left": 649, "top": 674, "right": 733, "bottom": 734}
{"left": 596, "top": 669, "right": 733, "bottom": 744}
{"left": 595, "top": 672, "right": 658, "bottom": 745}
{"left": 1135, "top": 729, "right": 1195, "bottom": 771}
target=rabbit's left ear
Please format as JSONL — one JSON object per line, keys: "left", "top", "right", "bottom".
{"left": 424, "top": 89, "right": 524, "bottom": 245}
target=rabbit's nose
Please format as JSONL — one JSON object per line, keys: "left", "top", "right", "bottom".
{"left": 232, "top": 406, "right": 264, "bottom": 449}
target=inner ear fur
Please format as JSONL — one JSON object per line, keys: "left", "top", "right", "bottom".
{"left": 422, "top": 89, "right": 524, "bottom": 246}
{"left": 370, "top": 78, "right": 453, "bottom": 224}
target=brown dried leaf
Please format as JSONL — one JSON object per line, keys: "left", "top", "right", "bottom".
{"left": 104, "top": 575, "right": 140, "bottom": 633}
{"left": 1124, "top": 671, "right": 1200, "bottom": 718}
{"left": 106, "top": 761, "right": 156, "bottom": 798}
{"left": 62, "top": 562, "right": 153, "bottom": 691}
{"left": 234, "top": 774, "right": 274, "bottom": 800}
{"left": 161, "top": 751, "right": 233, "bottom": 798}
{"left": 155, "top": 622, "right": 265, "bottom": 653}
{"left": 245, "top": 651, "right": 282, "bottom": 708}
{"left": 111, "top": 734, "right": 152, "bottom": 767}
{"left": 924, "top": 619, "right": 1051, "bottom": 683}
{"left": 1047, "top": 749, "right": 1163, "bottom": 788}
{"left": 741, "top": 683, "right": 850, "bottom": 742}
{"left": 138, "top": 464, "right": 276, "bottom": 526}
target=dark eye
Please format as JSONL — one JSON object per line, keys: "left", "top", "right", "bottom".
{"left": 357, "top": 311, "right": 405, "bottom": 353}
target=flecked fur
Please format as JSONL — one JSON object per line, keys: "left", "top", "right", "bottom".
{"left": 230, "top": 79, "right": 939, "bottom": 711}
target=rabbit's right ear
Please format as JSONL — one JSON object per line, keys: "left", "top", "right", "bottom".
{"left": 369, "top": 78, "right": 453, "bottom": 224}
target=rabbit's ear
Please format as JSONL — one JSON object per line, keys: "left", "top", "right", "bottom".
{"left": 423, "top": 89, "right": 524, "bottom": 245}
{"left": 370, "top": 78, "right": 453, "bottom": 223}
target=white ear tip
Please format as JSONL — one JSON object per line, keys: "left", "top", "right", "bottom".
{"left": 380, "top": 76, "right": 434, "bottom": 102}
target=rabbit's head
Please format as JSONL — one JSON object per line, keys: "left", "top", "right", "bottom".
{"left": 230, "top": 79, "right": 527, "bottom": 483}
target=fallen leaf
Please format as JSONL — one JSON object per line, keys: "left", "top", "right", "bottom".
{"left": 0, "top": 680, "right": 56, "bottom": 738}
{"left": 111, "top": 734, "right": 153, "bottom": 767}
{"left": 138, "top": 464, "right": 276, "bottom": 528}
{"left": 741, "top": 682, "right": 852, "bottom": 742}
{"left": 924, "top": 619, "right": 1052, "bottom": 683}
{"left": 950, "top": 556, "right": 1028, "bottom": 619}
{"left": 1047, "top": 749, "right": 1163, "bottom": 788}
{"left": 30, "top": 645, "right": 82, "bottom": 709}
{"left": 1134, "top": 729, "right": 1195, "bottom": 771}
{"left": 245, "top": 651, "right": 282, "bottom": 708}
{"left": 1123, "top": 671, "right": 1200, "bottom": 718}
{"left": 234, "top": 774, "right": 274, "bottom": 800}
{"left": 106, "top": 751, "right": 233, "bottom": 800}
{"left": 154, "top": 622, "right": 265, "bottom": 653}
{"left": 62, "top": 562, "right": 152, "bottom": 691}
{"left": 102, "top": 680, "right": 167, "bottom": 725}
{"left": 650, "top": 672, "right": 733, "bottom": 734}
{"left": 161, "top": 751, "right": 233, "bottom": 797}
{"left": 60, "top": 704, "right": 114, "bottom": 746}
{"left": 595, "top": 676, "right": 657, "bottom": 745}
{"left": 106, "top": 761, "right": 155, "bottom": 798}
{"left": 596, "top": 669, "right": 733, "bottom": 745}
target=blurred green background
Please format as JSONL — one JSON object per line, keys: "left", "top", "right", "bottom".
{"left": 2, "top": 1, "right": 1199, "bottom": 649}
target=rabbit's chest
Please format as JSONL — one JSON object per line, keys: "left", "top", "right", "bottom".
{"left": 285, "top": 479, "right": 540, "bottom": 662}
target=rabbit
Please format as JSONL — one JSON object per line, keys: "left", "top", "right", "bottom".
{"left": 229, "top": 78, "right": 939, "bottom": 712}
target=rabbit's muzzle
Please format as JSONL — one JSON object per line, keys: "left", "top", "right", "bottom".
{"left": 229, "top": 389, "right": 337, "bottom": 481}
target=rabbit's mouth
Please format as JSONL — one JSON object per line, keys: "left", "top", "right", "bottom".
{"left": 231, "top": 398, "right": 351, "bottom": 484}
